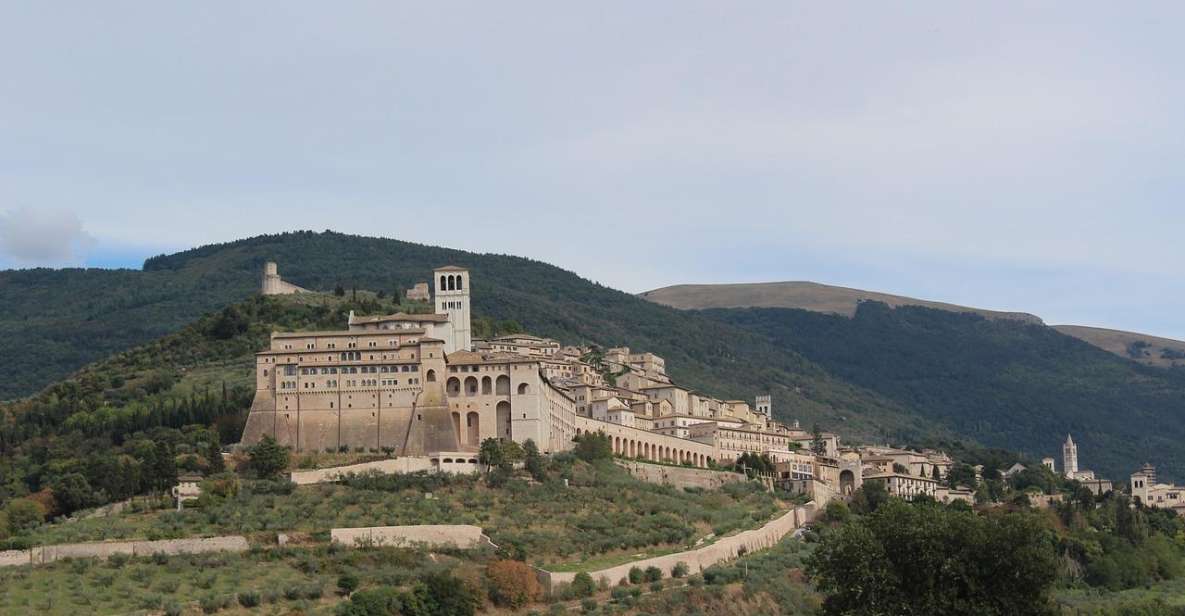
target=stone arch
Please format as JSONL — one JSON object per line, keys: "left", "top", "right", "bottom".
{"left": 495, "top": 375, "right": 510, "bottom": 395}
{"left": 517, "top": 383, "right": 529, "bottom": 395}
{"left": 481, "top": 376, "right": 492, "bottom": 395}
{"left": 426, "top": 369, "right": 436, "bottom": 382}
{"left": 464, "top": 376, "right": 478, "bottom": 396}
{"left": 496, "top": 401, "right": 511, "bottom": 439}
{"left": 446, "top": 377, "right": 461, "bottom": 397}
{"left": 466, "top": 411, "right": 480, "bottom": 445}
{"left": 840, "top": 470, "right": 856, "bottom": 495}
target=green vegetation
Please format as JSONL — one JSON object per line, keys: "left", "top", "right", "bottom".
{"left": 0, "top": 543, "right": 453, "bottom": 615}
{"left": 706, "top": 302, "right": 1185, "bottom": 480}
{"left": 808, "top": 499, "right": 1058, "bottom": 615}
{"left": 8, "top": 459, "right": 784, "bottom": 570}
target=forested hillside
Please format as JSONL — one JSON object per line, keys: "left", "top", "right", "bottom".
{"left": 5, "top": 230, "right": 1184, "bottom": 484}
{"left": 704, "top": 303, "right": 1185, "bottom": 481}
{"left": 0, "top": 231, "right": 929, "bottom": 449}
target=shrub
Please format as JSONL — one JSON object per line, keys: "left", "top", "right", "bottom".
{"left": 303, "top": 584, "right": 325, "bottom": 599}
{"left": 338, "top": 573, "right": 360, "bottom": 595}
{"left": 486, "top": 559, "right": 544, "bottom": 608}
{"left": 610, "top": 586, "right": 630, "bottom": 601}
{"left": 687, "top": 574, "right": 703, "bottom": 587}
{"left": 672, "top": 562, "right": 689, "bottom": 578}
{"left": 164, "top": 602, "right": 184, "bottom": 616}
{"left": 649, "top": 581, "right": 663, "bottom": 592}
{"left": 238, "top": 591, "right": 261, "bottom": 607}
{"left": 284, "top": 586, "right": 303, "bottom": 600}
{"left": 628, "top": 566, "right": 644, "bottom": 584}
{"left": 580, "top": 598, "right": 598, "bottom": 613}
{"left": 336, "top": 587, "right": 403, "bottom": 616}
{"left": 572, "top": 572, "right": 597, "bottom": 598}
{"left": 643, "top": 566, "right": 662, "bottom": 582}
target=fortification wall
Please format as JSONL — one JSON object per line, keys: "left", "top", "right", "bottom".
{"left": 617, "top": 460, "right": 746, "bottom": 490}
{"left": 0, "top": 536, "right": 249, "bottom": 568}
{"left": 330, "top": 525, "right": 486, "bottom": 550}
{"left": 542, "top": 503, "right": 815, "bottom": 589}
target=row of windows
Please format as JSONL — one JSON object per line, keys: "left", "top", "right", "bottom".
{"left": 296, "top": 377, "right": 422, "bottom": 389}
{"left": 293, "top": 365, "right": 420, "bottom": 376}
{"left": 449, "top": 364, "right": 511, "bottom": 373}
{"left": 441, "top": 300, "right": 464, "bottom": 310}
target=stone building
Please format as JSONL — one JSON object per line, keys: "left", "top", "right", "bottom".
{"left": 261, "top": 262, "right": 311, "bottom": 295}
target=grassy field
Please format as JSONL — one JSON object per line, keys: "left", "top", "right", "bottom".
{"left": 16, "top": 460, "right": 786, "bottom": 570}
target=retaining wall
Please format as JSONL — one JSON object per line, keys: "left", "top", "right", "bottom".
{"left": 617, "top": 460, "right": 746, "bottom": 490}
{"left": 290, "top": 458, "right": 434, "bottom": 485}
{"left": 330, "top": 524, "right": 486, "bottom": 550}
{"left": 0, "top": 536, "right": 249, "bottom": 568}
{"left": 543, "top": 502, "right": 816, "bottom": 589}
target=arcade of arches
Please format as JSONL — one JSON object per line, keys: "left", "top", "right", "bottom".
{"left": 574, "top": 424, "right": 714, "bottom": 469}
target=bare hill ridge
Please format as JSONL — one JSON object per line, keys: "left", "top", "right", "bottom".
{"left": 639, "top": 281, "right": 1045, "bottom": 325}
{"left": 1052, "top": 325, "right": 1185, "bottom": 369}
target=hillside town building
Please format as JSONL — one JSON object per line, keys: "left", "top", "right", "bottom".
{"left": 1131, "top": 463, "right": 1185, "bottom": 514}
{"left": 243, "top": 263, "right": 971, "bottom": 497}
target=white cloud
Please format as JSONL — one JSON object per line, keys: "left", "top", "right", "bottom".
{"left": 0, "top": 208, "right": 96, "bottom": 266}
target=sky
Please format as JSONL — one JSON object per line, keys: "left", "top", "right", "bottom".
{"left": 1, "top": 3, "right": 1182, "bottom": 338}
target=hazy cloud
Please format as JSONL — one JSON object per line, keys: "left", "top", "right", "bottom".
{"left": 0, "top": 208, "right": 95, "bottom": 266}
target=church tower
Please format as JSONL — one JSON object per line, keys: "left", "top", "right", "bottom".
{"left": 433, "top": 266, "right": 472, "bottom": 354}
{"left": 1062, "top": 434, "right": 1078, "bottom": 478}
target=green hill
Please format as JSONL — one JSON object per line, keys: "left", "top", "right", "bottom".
{"left": 2, "top": 231, "right": 919, "bottom": 443}
{"left": 702, "top": 303, "right": 1185, "bottom": 481}
{"left": 4, "top": 230, "right": 1185, "bottom": 486}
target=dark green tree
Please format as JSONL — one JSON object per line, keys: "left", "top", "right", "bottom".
{"left": 248, "top": 435, "right": 290, "bottom": 479}
{"left": 807, "top": 500, "right": 1057, "bottom": 616}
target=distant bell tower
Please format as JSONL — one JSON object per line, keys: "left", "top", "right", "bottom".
{"left": 755, "top": 395, "right": 772, "bottom": 418}
{"left": 1062, "top": 434, "right": 1078, "bottom": 478}
{"left": 433, "top": 266, "right": 472, "bottom": 354}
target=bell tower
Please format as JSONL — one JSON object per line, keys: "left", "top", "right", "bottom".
{"left": 433, "top": 266, "right": 471, "bottom": 353}
{"left": 1062, "top": 434, "right": 1078, "bottom": 478}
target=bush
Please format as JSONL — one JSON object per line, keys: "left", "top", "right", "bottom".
{"left": 628, "top": 566, "right": 643, "bottom": 584}
{"left": 338, "top": 573, "right": 360, "bottom": 595}
{"left": 487, "top": 559, "right": 544, "bottom": 608}
{"left": 572, "top": 571, "right": 597, "bottom": 598}
{"left": 336, "top": 587, "right": 403, "bottom": 616}
{"left": 672, "top": 562, "right": 689, "bottom": 578}
{"left": 237, "top": 591, "right": 261, "bottom": 607}
{"left": 649, "top": 581, "right": 664, "bottom": 592}
{"left": 580, "top": 598, "right": 598, "bottom": 613}
{"left": 643, "top": 566, "right": 662, "bottom": 582}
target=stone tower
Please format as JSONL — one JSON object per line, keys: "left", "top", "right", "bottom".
{"left": 261, "top": 261, "right": 310, "bottom": 295}
{"left": 755, "top": 395, "right": 772, "bottom": 418}
{"left": 1062, "top": 434, "right": 1078, "bottom": 478}
{"left": 434, "top": 266, "right": 472, "bottom": 353}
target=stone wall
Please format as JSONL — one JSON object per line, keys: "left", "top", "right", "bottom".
{"left": 0, "top": 536, "right": 249, "bottom": 568}
{"left": 290, "top": 458, "right": 435, "bottom": 485}
{"left": 617, "top": 460, "right": 746, "bottom": 490}
{"left": 542, "top": 503, "right": 816, "bottom": 589}
{"left": 331, "top": 525, "right": 487, "bottom": 550}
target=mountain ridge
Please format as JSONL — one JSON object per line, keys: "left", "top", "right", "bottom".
{"left": 641, "top": 280, "right": 1184, "bottom": 368}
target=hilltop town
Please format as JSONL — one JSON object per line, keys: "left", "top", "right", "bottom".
{"left": 247, "top": 263, "right": 1185, "bottom": 516}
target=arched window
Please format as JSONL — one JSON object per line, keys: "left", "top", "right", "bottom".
{"left": 448, "top": 275, "right": 456, "bottom": 291}
{"left": 466, "top": 411, "right": 480, "bottom": 445}
{"left": 446, "top": 377, "right": 461, "bottom": 397}
{"left": 496, "top": 401, "right": 511, "bottom": 439}
{"left": 456, "top": 275, "right": 463, "bottom": 290}
{"left": 495, "top": 375, "right": 510, "bottom": 395}
{"left": 517, "top": 383, "right": 529, "bottom": 395}
{"left": 426, "top": 369, "right": 436, "bottom": 382}
{"left": 464, "top": 376, "right": 478, "bottom": 396}
{"left": 482, "top": 376, "right": 492, "bottom": 395}
{"left": 439, "top": 275, "right": 446, "bottom": 291}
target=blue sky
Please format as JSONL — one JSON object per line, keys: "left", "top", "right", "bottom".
{"left": 1, "top": 3, "right": 1182, "bottom": 339}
